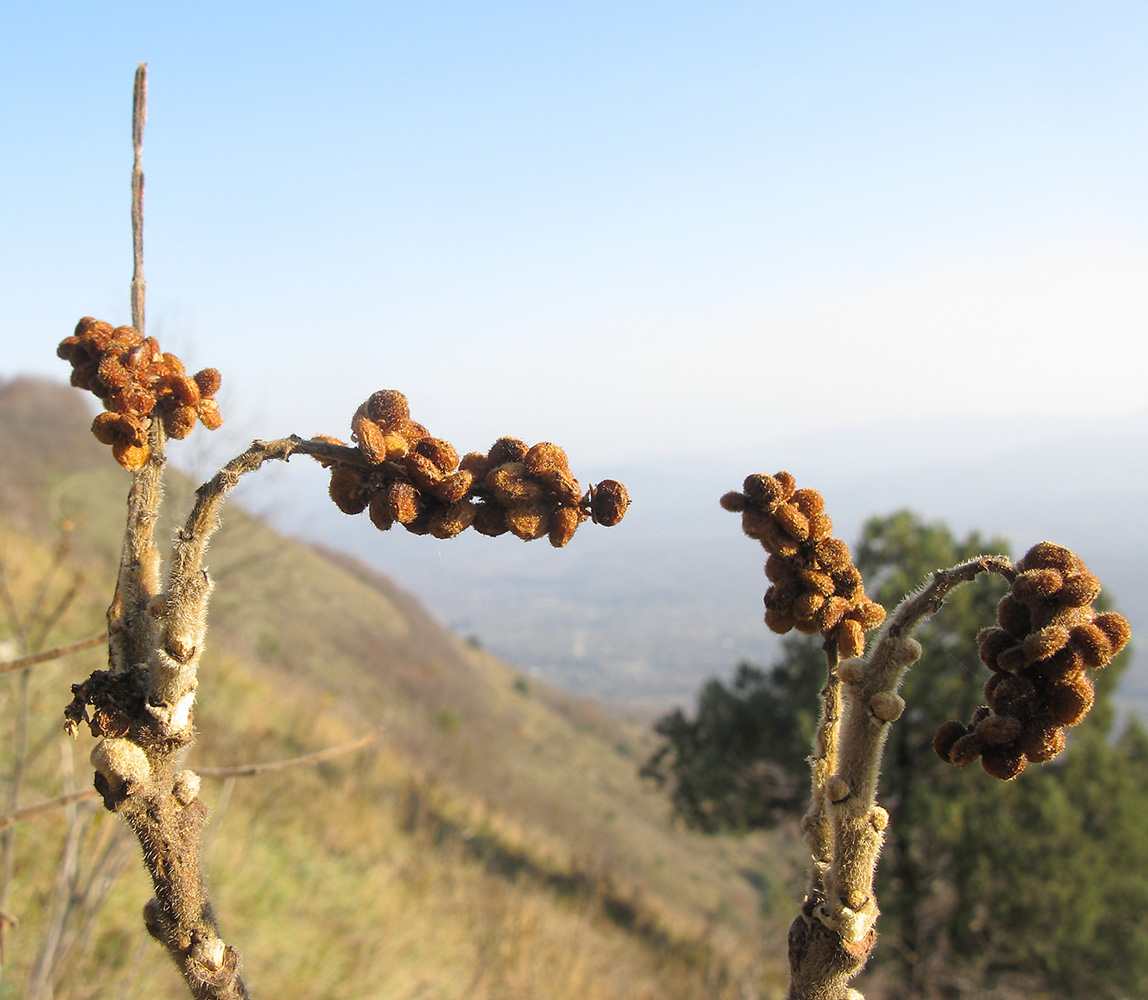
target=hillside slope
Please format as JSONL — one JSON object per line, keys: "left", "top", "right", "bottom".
{"left": 0, "top": 377, "right": 793, "bottom": 999}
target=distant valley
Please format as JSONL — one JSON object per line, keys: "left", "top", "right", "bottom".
{"left": 251, "top": 408, "right": 1148, "bottom": 713}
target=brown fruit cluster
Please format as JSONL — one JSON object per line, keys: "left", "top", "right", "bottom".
{"left": 933, "top": 542, "right": 1131, "bottom": 780}
{"left": 325, "top": 390, "right": 629, "bottom": 547}
{"left": 57, "top": 317, "right": 222, "bottom": 470}
{"left": 721, "top": 472, "right": 886, "bottom": 658}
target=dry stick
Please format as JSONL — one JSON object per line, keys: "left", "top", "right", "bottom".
{"left": 0, "top": 634, "right": 107, "bottom": 677}
{"left": 25, "top": 535, "right": 70, "bottom": 650}
{"left": 27, "top": 743, "right": 84, "bottom": 999}
{"left": 131, "top": 63, "right": 146, "bottom": 336}
{"left": 0, "top": 732, "right": 382, "bottom": 831}
{"left": 47, "top": 814, "right": 137, "bottom": 994}
{"left": 194, "top": 731, "right": 383, "bottom": 778}
{"left": 0, "top": 666, "right": 30, "bottom": 981}
{"left": 787, "top": 554, "right": 1015, "bottom": 1000}
{"left": 0, "top": 550, "right": 33, "bottom": 980}
{"left": 0, "top": 553, "right": 30, "bottom": 652}
{"left": 0, "top": 547, "right": 87, "bottom": 979}
{"left": 0, "top": 789, "right": 99, "bottom": 832}
{"left": 27, "top": 574, "right": 84, "bottom": 660}
{"left": 109, "top": 63, "right": 164, "bottom": 677}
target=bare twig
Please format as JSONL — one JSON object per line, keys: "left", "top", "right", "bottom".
{"left": 27, "top": 574, "right": 84, "bottom": 660}
{"left": 131, "top": 63, "right": 146, "bottom": 336}
{"left": 0, "top": 634, "right": 107, "bottom": 677}
{"left": 47, "top": 815, "right": 136, "bottom": 995}
{"left": 0, "top": 554, "right": 30, "bottom": 652}
{"left": 27, "top": 743, "right": 84, "bottom": 998}
{"left": 106, "top": 64, "right": 163, "bottom": 678}
{"left": 0, "top": 790, "right": 99, "bottom": 832}
{"left": 194, "top": 731, "right": 382, "bottom": 778}
{"left": 0, "top": 537, "right": 89, "bottom": 982}
{"left": 25, "top": 535, "right": 68, "bottom": 646}
{"left": 0, "top": 665, "right": 31, "bottom": 979}
{"left": 0, "top": 731, "right": 382, "bottom": 832}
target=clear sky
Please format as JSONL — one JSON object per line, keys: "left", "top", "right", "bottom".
{"left": 3, "top": 2, "right": 1147, "bottom": 467}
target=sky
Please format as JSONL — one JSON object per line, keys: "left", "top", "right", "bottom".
{"left": 3, "top": 2, "right": 1147, "bottom": 469}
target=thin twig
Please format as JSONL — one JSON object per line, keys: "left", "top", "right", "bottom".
{"left": 26, "top": 535, "right": 70, "bottom": 648}
{"left": 27, "top": 742, "right": 84, "bottom": 998}
{"left": 108, "top": 63, "right": 163, "bottom": 677}
{"left": 799, "top": 640, "right": 843, "bottom": 915}
{"left": 0, "top": 733, "right": 382, "bottom": 830}
{"left": 131, "top": 63, "right": 147, "bottom": 336}
{"left": 108, "top": 418, "right": 166, "bottom": 682}
{"left": 0, "top": 634, "right": 107, "bottom": 677}
{"left": 0, "top": 555, "right": 29, "bottom": 652}
{"left": 48, "top": 819, "right": 136, "bottom": 993}
{"left": 27, "top": 573, "right": 85, "bottom": 660}
{"left": 0, "top": 790, "right": 99, "bottom": 832}
{"left": 0, "top": 667, "right": 32, "bottom": 979}
{"left": 194, "top": 731, "right": 383, "bottom": 778}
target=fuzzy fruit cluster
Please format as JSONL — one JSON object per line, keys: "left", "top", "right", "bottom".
{"left": 324, "top": 390, "right": 629, "bottom": 547}
{"left": 934, "top": 542, "right": 1131, "bottom": 779}
{"left": 57, "top": 317, "right": 222, "bottom": 469}
{"left": 721, "top": 472, "right": 886, "bottom": 658}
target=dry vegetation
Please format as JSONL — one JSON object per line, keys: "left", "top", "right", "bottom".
{"left": 0, "top": 376, "right": 790, "bottom": 999}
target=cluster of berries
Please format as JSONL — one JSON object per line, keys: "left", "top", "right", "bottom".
{"left": 57, "top": 317, "right": 222, "bottom": 470}
{"left": 933, "top": 542, "right": 1131, "bottom": 779}
{"left": 721, "top": 472, "right": 886, "bottom": 658}
{"left": 324, "top": 390, "right": 629, "bottom": 547}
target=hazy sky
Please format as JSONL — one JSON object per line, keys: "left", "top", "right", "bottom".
{"left": 4, "top": 2, "right": 1146, "bottom": 467}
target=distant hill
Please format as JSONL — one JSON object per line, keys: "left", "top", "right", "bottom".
{"left": 0, "top": 377, "right": 791, "bottom": 999}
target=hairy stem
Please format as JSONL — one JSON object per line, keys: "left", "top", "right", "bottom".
{"left": 799, "top": 640, "right": 843, "bottom": 914}
{"left": 108, "top": 421, "right": 166, "bottom": 677}
{"left": 149, "top": 435, "right": 348, "bottom": 726}
{"left": 788, "top": 555, "right": 1014, "bottom": 1000}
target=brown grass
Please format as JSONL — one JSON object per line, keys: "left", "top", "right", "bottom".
{"left": 0, "top": 378, "right": 796, "bottom": 999}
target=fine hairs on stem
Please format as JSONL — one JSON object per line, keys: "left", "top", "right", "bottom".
{"left": 722, "top": 472, "right": 1130, "bottom": 1000}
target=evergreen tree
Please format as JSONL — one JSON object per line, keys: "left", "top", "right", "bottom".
{"left": 640, "top": 645, "right": 822, "bottom": 832}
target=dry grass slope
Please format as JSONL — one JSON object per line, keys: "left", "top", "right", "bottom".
{"left": 0, "top": 377, "right": 797, "bottom": 999}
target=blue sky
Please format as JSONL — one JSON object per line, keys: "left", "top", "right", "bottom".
{"left": 3, "top": 2, "right": 1146, "bottom": 467}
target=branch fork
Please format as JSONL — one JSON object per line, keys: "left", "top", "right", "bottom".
{"left": 788, "top": 556, "right": 1014, "bottom": 999}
